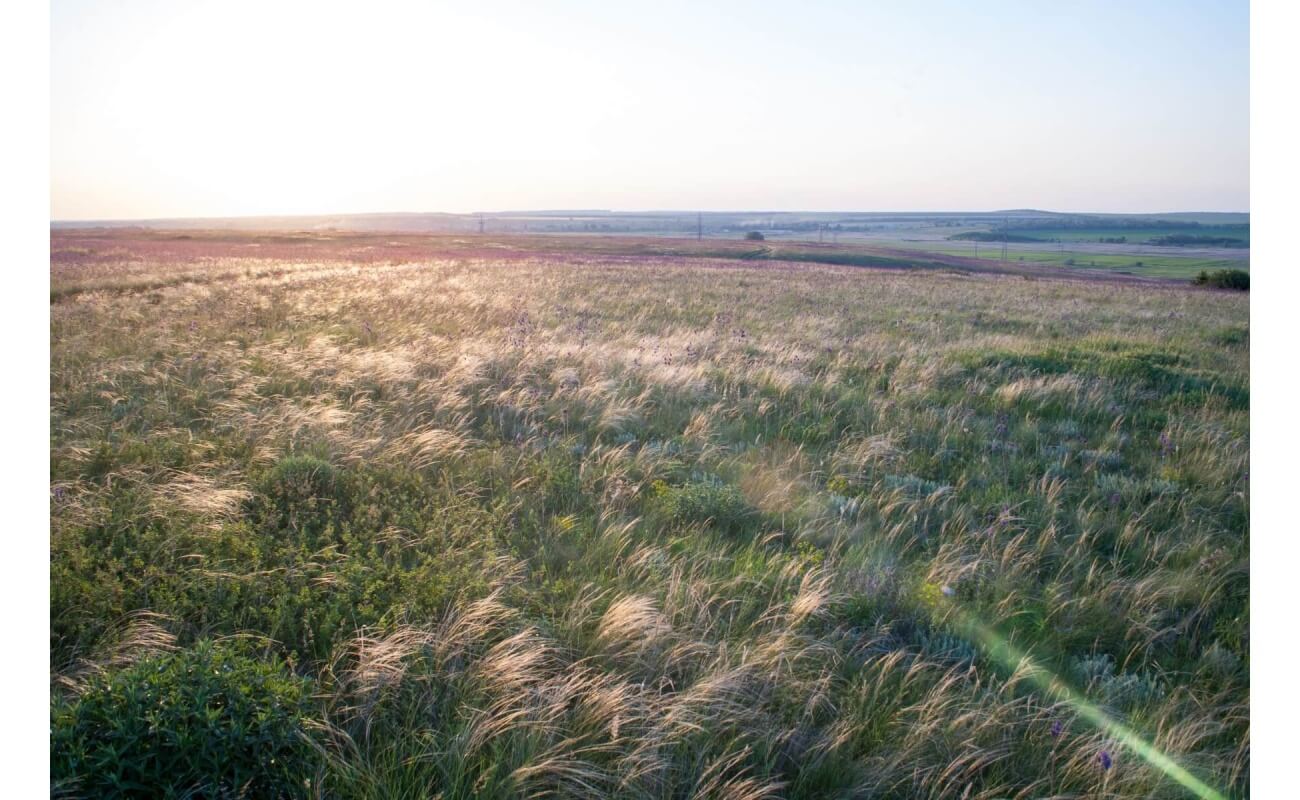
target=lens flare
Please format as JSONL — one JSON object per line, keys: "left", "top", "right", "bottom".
{"left": 949, "top": 607, "right": 1227, "bottom": 800}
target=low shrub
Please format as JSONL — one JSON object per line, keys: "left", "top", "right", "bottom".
{"left": 1072, "top": 653, "right": 1164, "bottom": 711}
{"left": 51, "top": 641, "right": 319, "bottom": 798}
{"left": 261, "top": 454, "right": 339, "bottom": 505}
{"left": 1193, "top": 269, "right": 1249, "bottom": 290}
{"left": 254, "top": 454, "right": 345, "bottom": 542}
{"left": 649, "top": 477, "right": 756, "bottom": 533}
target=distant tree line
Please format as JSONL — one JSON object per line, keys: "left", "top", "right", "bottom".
{"left": 949, "top": 231, "right": 1044, "bottom": 243}
{"left": 1148, "top": 234, "right": 1248, "bottom": 248}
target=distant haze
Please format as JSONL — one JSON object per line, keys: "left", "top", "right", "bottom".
{"left": 51, "top": 0, "right": 1249, "bottom": 220}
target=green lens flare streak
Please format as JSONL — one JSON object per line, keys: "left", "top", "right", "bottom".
{"left": 949, "top": 608, "right": 1226, "bottom": 800}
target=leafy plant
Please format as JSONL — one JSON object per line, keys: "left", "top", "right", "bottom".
{"left": 51, "top": 641, "right": 319, "bottom": 798}
{"left": 1072, "top": 653, "right": 1164, "bottom": 711}
{"left": 1192, "top": 269, "right": 1249, "bottom": 290}
{"left": 649, "top": 476, "right": 756, "bottom": 533}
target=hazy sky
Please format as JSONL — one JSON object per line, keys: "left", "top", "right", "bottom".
{"left": 51, "top": 0, "right": 1248, "bottom": 219}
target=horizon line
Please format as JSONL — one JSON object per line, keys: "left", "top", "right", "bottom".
{"left": 50, "top": 207, "right": 1252, "bottom": 226}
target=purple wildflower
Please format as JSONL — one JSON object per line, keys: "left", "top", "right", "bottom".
{"left": 1050, "top": 720, "right": 1063, "bottom": 738}
{"left": 1158, "top": 431, "right": 1174, "bottom": 458}
{"left": 1099, "top": 750, "right": 1113, "bottom": 770}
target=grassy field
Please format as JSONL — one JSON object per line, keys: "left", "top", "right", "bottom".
{"left": 876, "top": 240, "right": 1247, "bottom": 279}
{"left": 975, "top": 227, "right": 1250, "bottom": 246}
{"left": 51, "top": 232, "right": 1248, "bottom": 798}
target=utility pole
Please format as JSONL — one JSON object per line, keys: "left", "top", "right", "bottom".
{"left": 1002, "top": 216, "right": 1009, "bottom": 262}
{"left": 697, "top": 212, "right": 702, "bottom": 241}
{"left": 478, "top": 214, "right": 485, "bottom": 235}
{"left": 819, "top": 224, "right": 824, "bottom": 244}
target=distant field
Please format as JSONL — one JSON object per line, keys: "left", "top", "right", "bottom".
{"left": 1000, "top": 227, "right": 1249, "bottom": 246}
{"left": 721, "top": 227, "right": 1247, "bottom": 281}
{"left": 49, "top": 228, "right": 1226, "bottom": 288}
{"left": 882, "top": 241, "right": 1248, "bottom": 279}
{"left": 51, "top": 231, "right": 1247, "bottom": 799}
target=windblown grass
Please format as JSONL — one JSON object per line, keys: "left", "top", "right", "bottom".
{"left": 51, "top": 232, "right": 1248, "bottom": 798}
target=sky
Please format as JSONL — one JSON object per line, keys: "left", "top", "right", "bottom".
{"left": 50, "top": 0, "right": 1249, "bottom": 220}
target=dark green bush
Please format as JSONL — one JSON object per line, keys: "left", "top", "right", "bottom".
{"left": 51, "top": 641, "right": 318, "bottom": 798}
{"left": 650, "top": 477, "right": 756, "bottom": 533}
{"left": 1193, "top": 269, "right": 1249, "bottom": 290}
{"left": 744, "top": 231, "right": 765, "bottom": 241}
{"left": 261, "top": 455, "right": 339, "bottom": 505}
{"left": 254, "top": 455, "right": 345, "bottom": 542}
